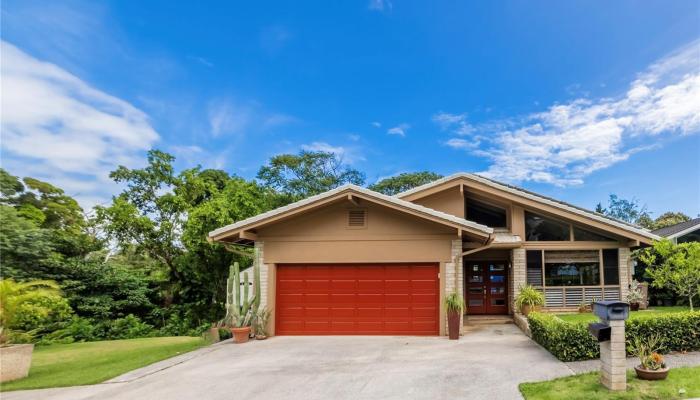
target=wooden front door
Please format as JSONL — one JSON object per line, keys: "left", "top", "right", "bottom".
{"left": 464, "top": 261, "right": 508, "bottom": 315}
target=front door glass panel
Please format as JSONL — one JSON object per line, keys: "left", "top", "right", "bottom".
{"left": 465, "top": 261, "right": 508, "bottom": 315}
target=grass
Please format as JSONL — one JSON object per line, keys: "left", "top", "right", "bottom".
{"left": 520, "top": 366, "right": 700, "bottom": 400}
{"left": 555, "top": 306, "right": 690, "bottom": 324}
{"left": 0, "top": 336, "right": 207, "bottom": 392}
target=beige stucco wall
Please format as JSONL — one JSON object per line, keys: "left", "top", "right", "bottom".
{"left": 411, "top": 185, "right": 464, "bottom": 218}
{"left": 256, "top": 200, "right": 458, "bottom": 336}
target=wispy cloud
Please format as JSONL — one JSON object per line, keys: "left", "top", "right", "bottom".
{"left": 301, "top": 141, "right": 364, "bottom": 164}
{"left": 433, "top": 112, "right": 475, "bottom": 136}
{"left": 387, "top": 123, "right": 410, "bottom": 137}
{"left": 445, "top": 138, "right": 480, "bottom": 150}
{"left": 371, "top": 121, "right": 382, "bottom": 128}
{"left": 207, "top": 99, "right": 298, "bottom": 137}
{"left": 441, "top": 40, "right": 700, "bottom": 186}
{"left": 368, "top": 0, "right": 392, "bottom": 12}
{"left": 1, "top": 41, "right": 160, "bottom": 208}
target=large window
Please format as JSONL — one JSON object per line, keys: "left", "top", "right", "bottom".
{"left": 466, "top": 198, "right": 507, "bottom": 227}
{"left": 544, "top": 250, "right": 600, "bottom": 286}
{"left": 573, "top": 226, "right": 615, "bottom": 241}
{"left": 525, "top": 212, "right": 570, "bottom": 241}
{"left": 603, "top": 249, "right": 619, "bottom": 285}
{"left": 678, "top": 229, "right": 700, "bottom": 244}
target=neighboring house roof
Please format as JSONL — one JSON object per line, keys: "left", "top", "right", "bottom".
{"left": 208, "top": 184, "right": 494, "bottom": 242}
{"left": 396, "top": 172, "right": 660, "bottom": 243}
{"left": 652, "top": 218, "right": 700, "bottom": 239}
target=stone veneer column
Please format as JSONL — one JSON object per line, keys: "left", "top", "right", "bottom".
{"left": 511, "top": 248, "right": 527, "bottom": 312}
{"left": 618, "top": 248, "right": 631, "bottom": 302}
{"left": 445, "top": 239, "right": 464, "bottom": 334}
{"left": 600, "top": 319, "right": 626, "bottom": 390}
{"left": 254, "top": 241, "right": 269, "bottom": 310}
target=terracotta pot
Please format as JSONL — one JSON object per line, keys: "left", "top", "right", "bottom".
{"left": 231, "top": 326, "right": 251, "bottom": 344}
{"left": 521, "top": 304, "right": 533, "bottom": 316}
{"left": 447, "top": 310, "right": 460, "bottom": 340}
{"left": 634, "top": 365, "right": 669, "bottom": 380}
{"left": 0, "top": 344, "right": 34, "bottom": 383}
{"left": 207, "top": 327, "right": 221, "bottom": 343}
{"left": 630, "top": 302, "right": 640, "bottom": 311}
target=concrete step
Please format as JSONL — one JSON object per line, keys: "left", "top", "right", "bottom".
{"left": 464, "top": 315, "right": 514, "bottom": 325}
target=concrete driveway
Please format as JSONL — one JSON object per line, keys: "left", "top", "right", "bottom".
{"left": 4, "top": 325, "right": 574, "bottom": 400}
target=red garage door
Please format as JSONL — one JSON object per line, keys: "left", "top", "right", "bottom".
{"left": 275, "top": 263, "right": 439, "bottom": 335}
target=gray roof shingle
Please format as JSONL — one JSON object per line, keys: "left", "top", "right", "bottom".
{"left": 651, "top": 218, "right": 700, "bottom": 238}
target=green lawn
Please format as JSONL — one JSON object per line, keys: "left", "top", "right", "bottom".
{"left": 555, "top": 306, "right": 690, "bottom": 324}
{"left": 1, "top": 336, "right": 207, "bottom": 392}
{"left": 520, "top": 366, "right": 700, "bottom": 400}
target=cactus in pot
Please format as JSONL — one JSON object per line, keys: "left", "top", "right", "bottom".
{"left": 222, "top": 249, "right": 262, "bottom": 343}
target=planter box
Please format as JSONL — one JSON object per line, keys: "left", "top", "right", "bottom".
{"left": 0, "top": 344, "right": 34, "bottom": 383}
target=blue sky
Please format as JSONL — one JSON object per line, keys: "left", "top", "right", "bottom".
{"left": 1, "top": 0, "right": 699, "bottom": 218}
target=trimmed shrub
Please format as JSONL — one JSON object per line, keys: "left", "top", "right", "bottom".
{"left": 528, "top": 311, "right": 700, "bottom": 361}
{"left": 528, "top": 312, "right": 598, "bottom": 361}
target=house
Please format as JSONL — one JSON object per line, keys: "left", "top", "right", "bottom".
{"left": 651, "top": 217, "right": 700, "bottom": 244}
{"left": 208, "top": 173, "right": 659, "bottom": 336}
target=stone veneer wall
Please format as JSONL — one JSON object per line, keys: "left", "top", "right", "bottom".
{"left": 618, "top": 247, "right": 631, "bottom": 302}
{"left": 254, "top": 241, "right": 269, "bottom": 311}
{"left": 511, "top": 248, "right": 527, "bottom": 313}
{"left": 445, "top": 239, "right": 464, "bottom": 334}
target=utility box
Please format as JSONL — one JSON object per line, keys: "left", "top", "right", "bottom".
{"left": 593, "top": 301, "right": 629, "bottom": 321}
{"left": 588, "top": 322, "right": 612, "bottom": 342}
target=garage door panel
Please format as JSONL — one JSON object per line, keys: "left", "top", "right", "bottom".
{"left": 276, "top": 263, "right": 438, "bottom": 335}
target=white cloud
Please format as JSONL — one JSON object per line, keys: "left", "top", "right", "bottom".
{"left": 371, "top": 121, "right": 382, "bottom": 128}
{"left": 207, "top": 99, "right": 298, "bottom": 137}
{"left": 445, "top": 138, "right": 479, "bottom": 150}
{"left": 1, "top": 41, "right": 160, "bottom": 209}
{"left": 301, "top": 141, "right": 364, "bottom": 164}
{"left": 368, "top": 0, "right": 392, "bottom": 11}
{"left": 387, "top": 123, "right": 410, "bottom": 137}
{"left": 443, "top": 40, "right": 700, "bottom": 186}
{"left": 432, "top": 112, "right": 474, "bottom": 135}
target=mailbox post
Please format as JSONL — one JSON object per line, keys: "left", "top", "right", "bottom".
{"left": 589, "top": 301, "right": 629, "bottom": 391}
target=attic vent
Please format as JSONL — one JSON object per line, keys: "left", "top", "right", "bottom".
{"left": 347, "top": 209, "right": 367, "bottom": 228}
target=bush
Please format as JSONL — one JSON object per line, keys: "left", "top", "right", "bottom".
{"left": 528, "top": 311, "right": 700, "bottom": 361}
{"left": 105, "top": 314, "right": 155, "bottom": 339}
{"left": 13, "top": 294, "right": 74, "bottom": 338}
{"left": 528, "top": 312, "right": 599, "bottom": 361}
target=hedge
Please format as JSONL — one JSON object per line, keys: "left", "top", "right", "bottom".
{"left": 527, "top": 311, "right": 700, "bottom": 362}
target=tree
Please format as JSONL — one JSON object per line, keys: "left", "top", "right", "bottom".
{"left": 368, "top": 171, "right": 443, "bottom": 195}
{"left": 596, "top": 194, "right": 653, "bottom": 229}
{"left": 651, "top": 212, "right": 691, "bottom": 230}
{"left": 0, "top": 279, "right": 61, "bottom": 344}
{"left": 638, "top": 240, "right": 700, "bottom": 311}
{"left": 257, "top": 151, "right": 365, "bottom": 201}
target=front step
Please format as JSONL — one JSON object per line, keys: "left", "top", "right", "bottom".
{"left": 464, "top": 315, "right": 514, "bottom": 325}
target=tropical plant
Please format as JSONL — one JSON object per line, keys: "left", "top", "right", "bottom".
{"left": 627, "top": 280, "right": 643, "bottom": 304}
{"left": 444, "top": 292, "right": 464, "bottom": 314}
{"left": 253, "top": 308, "right": 272, "bottom": 337}
{"left": 631, "top": 334, "right": 666, "bottom": 370}
{"left": 515, "top": 285, "right": 545, "bottom": 309}
{"left": 638, "top": 240, "right": 700, "bottom": 311}
{"left": 0, "top": 279, "right": 62, "bottom": 345}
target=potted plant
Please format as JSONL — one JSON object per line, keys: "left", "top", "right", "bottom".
{"left": 220, "top": 262, "right": 261, "bottom": 344}
{"left": 632, "top": 334, "right": 669, "bottom": 380}
{"left": 627, "top": 280, "right": 643, "bottom": 311}
{"left": 231, "top": 312, "right": 253, "bottom": 344}
{"left": 444, "top": 292, "right": 464, "bottom": 340}
{"left": 515, "top": 285, "right": 545, "bottom": 316}
{"left": 207, "top": 322, "right": 221, "bottom": 343}
{"left": 253, "top": 308, "right": 272, "bottom": 340}
{"left": 0, "top": 279, "right": 60, "bottom": 383}
{"left": 578, "top": 301, "right": 591, "bottom": 313}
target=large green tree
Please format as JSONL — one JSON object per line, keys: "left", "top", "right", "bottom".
{"left": 651, "top": 212, "right": 691, "bottom": 230}
{"left": 638, "top": 240, "right": 700, "bottom": 310}
{"left": 368, "top": 171, "right": 442, "bottom": 195}
{"left": 596, "top": 194, "right": 653, "bottom": 229}
{"left": 257, "top": 151, "right": 365, "bottom": 201}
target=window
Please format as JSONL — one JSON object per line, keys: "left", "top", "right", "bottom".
{"left": 678, "top": 229, "right": 700, "bottom": 244}
{"left": 466, "top": 198, "right": 507, "bottom": 227}
{"left": 573, "top": 226, "right": 615, "bottom": 241}
{"left": 525, "top": 212, "right": 570, "bottom": 241}
{"left": 544, "top": 250, "right": 600, "bottom": 286}
{"left": 526, "top": 250, "right": 543, "bottom": 286}
{"left": 603, "top": 249, "right": 619, "bottom": 285}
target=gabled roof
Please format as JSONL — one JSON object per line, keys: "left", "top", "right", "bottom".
{"left": 208, "top": 184, "right": 493, "bottom": 242}
{"left": 396, "top": 172, "right": 660, "bottom": 243}
{"left": 652, "top": 218, "right": 700, "bottom": 238}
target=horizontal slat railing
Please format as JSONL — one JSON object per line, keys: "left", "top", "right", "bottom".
{"left": 535, "top": 286, "right": 620, "bottom": 308}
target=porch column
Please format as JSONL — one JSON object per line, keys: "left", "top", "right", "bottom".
{"left": 446, "top": 239, "right": 464, "bottom": 334}
{"left": 618, "top": 248, "right": 631, "bottom": 301}
{"left": 511, "top": 248, "right": 527, "bottom": 313}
